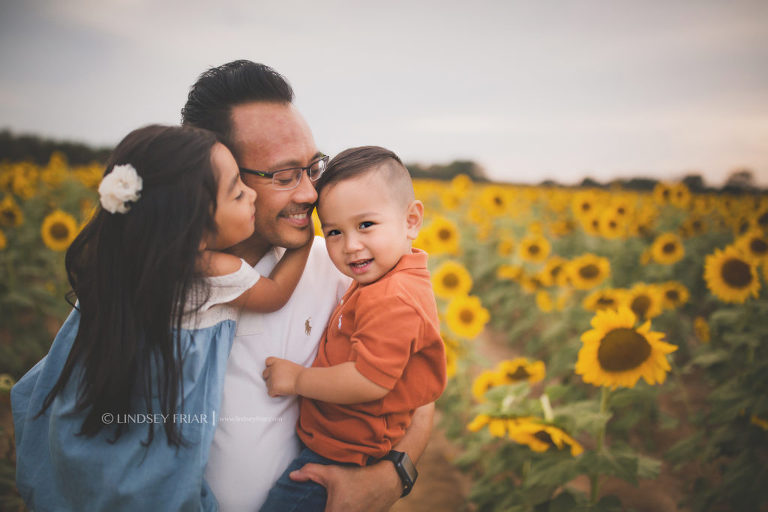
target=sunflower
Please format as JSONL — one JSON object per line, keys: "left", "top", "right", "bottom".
{"left": 450, "top": 173, "right": 473, "bottom": 193}
{"left": 41, "top": 210, "right": 78, "bottom": 251}
{"left": 693, "top": 316, "right": 710, "bottom": 343}
{"left": 704, "top": 246, "right": 761, "bottom": 303}
{"left": 467, "top": 414, "right": 490, "bottom": 432}
{"left": 496, "top": 234, "right": 515, "bottom": 257}
{"left": 519, "top": 234, "right": 551, "bottom": 263}
{"left": 497, "top": 358, "right": 546, "bottom": 384}
{"left": 582, "top": 288, "right": 624, "bottom": 312}
{"left": 519, "top": 273, "right": 545, "bottom": 294}
{"left": 507, "top": 418, "right": 584, "bottom": 456}
{"left": 426, "top": 216, "right": 460, "bottom": 255}
{"left": 598, "top": 209, "right": 628, "bottom": 239}
{"left": 623, "top": 283, "right": 664, "bottom": 321}
{"left": 535, "top": 290, "right": 554, "bottom": 312}
{"left": 679, "top": 214, "right": 708, "bottom": 238}
{"left": 440, "top": 188, "right": 464, "bottom": 211}
{"left": 549, "top": 219, "right": 575, "bottom": 237}
{"left": 571, "top": 189, "right": 598, "bottom": 218}
{"left": 432, "top": 260, "right": 473, "bottom": 299}
{"left": 650, "top": 233, "right": 685, "bottom": 265}
{"left": 750, "top": 415, "right": 768, "bottom": 431}
{"left": 659, "top": 281, "right": 689, "bottom": 309}
{"left": 735, "top": 229, "right": 768, "bottom": 263}
{"left": 312, "top": 209, "right": 323, "bottom": 237}
{"left": 472, "top": 370, "right": 502, "bottom": 401}
{"left": 445, "top": 346, "right": 458, "bottom": 379}
{"left": 567, "top": 254, "right": 611, "bottom": 290}
{"left": 0, "top": 229, "right": 6, "bottom": 251}
{"left": 575, "top": 307, "right": 677, "bottom": 389}
{"left": 0, "top": 195, "right": 24, "bottom": 227}
{"left": 538, "top": 256, "right": 568, "bottom": 287}
{"left": 497, "top": 264, "right": 523, "bottom": 282}
{"left": 653, "top": 182, "right": 673, "bottom": 205}
{"left": 446, "top": 294, "right": 490, "bottom": 339}
{"left": 479, "top": 186, "right": 510, "bottom": 216}
{"left": 579, "top": 211, "right": 602, "bottom": 237}
{"left": 669, "top": 182, "right": 691, "bottom": 209}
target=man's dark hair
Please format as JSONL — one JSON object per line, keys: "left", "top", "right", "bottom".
{"left": 181, "top": 60, "right": 293, "bottom": 149}
{"left": 317, "top": 146, "right": 413, "bottom": 206}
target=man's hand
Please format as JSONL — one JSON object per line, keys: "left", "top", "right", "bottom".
{"left": 263, "top": 357, "right": 304, "bottom": 397}
{"left": 289, "top": 460, "right": 401, "bottom": 512}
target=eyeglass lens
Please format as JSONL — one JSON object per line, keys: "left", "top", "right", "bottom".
{"left": 272, "top": 159, "right": 326, "bottom": 190}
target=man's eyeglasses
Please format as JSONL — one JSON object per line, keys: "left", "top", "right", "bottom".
{"left": 239, "top": 155, "right": 329, "bottom": 191}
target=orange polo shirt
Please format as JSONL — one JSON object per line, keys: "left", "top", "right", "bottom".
{"left": 297, "top": 249, "right": 447, "bottom": 465}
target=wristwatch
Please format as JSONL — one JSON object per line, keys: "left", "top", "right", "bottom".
{"left": 381, "top": 450, "right": 418, "bottom": 497}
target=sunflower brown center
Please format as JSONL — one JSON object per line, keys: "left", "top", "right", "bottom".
{"left": 437, "top": 228, "right": 452, "bottom": 241}
{"left": 493, "top": 196, "right": 503, "bottom": 207}
{"left": 2, "top": 209, "right": 17, "bottom": 223}
{"left": 665, "top": 290, "right": 680, "bottom": 301}
{"left": 50, "top": 222, "right": 70, "bottom": 240}
{"left": 597, "top": 327, "right": 652, "bottom": 371}
{"left": 442, "top": 273, "right": 459, "bottom": 289}
{"left": 721, "top": 258, "right": 752, "bottom": 288}
{"left": 750, "top": 238, "right": 768, "bottom": 255}
{"left": 596, "top": 296, "right": 616, "bottom": 307}
{"left": 507, "top": 366, "right": 530, "bottom": 381}
{"left": 533, "top": 430, "right": 557, "bottom": 449}
{"left": 579, "top": 264, "right": 600, "bottom": 279}
{"left": 580, "top": 202, "right": 591, "bottom": 212}
{"left": 528, "top": 244, "right": 540, "bottom": 255}
{"left": 630, "top": 295, "right": 651, "bottom": 319}
{"left": 460, "top": 309, "right": 475, "bottom": 324}
{"left": 759, "top": 212, "right": 768, "bottom": 228}
{"left": 662, "top": 242, "right": 677, "bottom": 254}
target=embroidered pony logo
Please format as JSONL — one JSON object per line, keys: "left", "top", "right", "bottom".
{"left": 305, "top": 318, "right": 312, "bottom": 335}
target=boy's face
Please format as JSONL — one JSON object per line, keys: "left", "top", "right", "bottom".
{"left": 318, "top": 170, "right": 423, "bottom": 285}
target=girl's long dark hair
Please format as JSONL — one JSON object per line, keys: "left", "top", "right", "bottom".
{"left": 40, "top": 125, "right": 219, "bottom": 447}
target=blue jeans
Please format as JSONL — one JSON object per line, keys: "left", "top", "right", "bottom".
{"left": 260, "top": 444, "right": 361, "bottom": 512}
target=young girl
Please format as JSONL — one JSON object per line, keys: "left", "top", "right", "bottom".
{"left": 11, "top": 125, "right": 313, "bottom": 511}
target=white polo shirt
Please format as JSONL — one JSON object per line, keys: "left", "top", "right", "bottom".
{"left": 205, "top": 237, "right": 351, "bottom": 511}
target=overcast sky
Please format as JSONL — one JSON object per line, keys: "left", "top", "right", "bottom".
{"left": 1, "top": 0, "right": 767, "bottom": 186}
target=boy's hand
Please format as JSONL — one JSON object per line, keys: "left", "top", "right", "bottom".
{"left": 263, "top": 357, "right": 303, "bottom": 397}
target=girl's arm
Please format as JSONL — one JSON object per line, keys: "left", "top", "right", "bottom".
{"left": 203, "top": 236, "right": 313, "bottom": 313}
{"left": 263, "top": 358, "right": 388, "bottom": 404}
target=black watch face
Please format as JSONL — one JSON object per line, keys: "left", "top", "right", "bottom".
{"left": 400, "top": 452, "right": 418, "bottom": 482}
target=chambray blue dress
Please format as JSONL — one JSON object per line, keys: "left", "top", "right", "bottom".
{"left": 11, "top": 260, "right": 260, "bottom": 512}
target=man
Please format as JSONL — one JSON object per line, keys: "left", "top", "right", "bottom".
{"left": 181, "top": 60, "right": 434, "bottom": 511}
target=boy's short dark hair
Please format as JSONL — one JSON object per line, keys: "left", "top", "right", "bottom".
{"left": 316, "top": 146, "right": 414, "bottom": 206}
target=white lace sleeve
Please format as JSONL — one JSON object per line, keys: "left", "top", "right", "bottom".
{"left": 201, "top": 258, "right": 261, "bottom": 311}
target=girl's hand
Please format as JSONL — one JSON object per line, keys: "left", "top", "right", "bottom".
{"left": 263, "top": 357, "right": 304, "bottom": 397}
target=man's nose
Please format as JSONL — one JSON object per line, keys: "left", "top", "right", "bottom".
{"left": 291, "top": 170, "right": 318, "bottom": 204}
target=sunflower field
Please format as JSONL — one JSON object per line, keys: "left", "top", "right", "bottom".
{"left": 2, "top": 154, "right": 768, "bottom": 511}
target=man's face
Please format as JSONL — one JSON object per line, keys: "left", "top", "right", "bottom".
{"left": 230, "top": 102, "right": 321, "bottom": 254}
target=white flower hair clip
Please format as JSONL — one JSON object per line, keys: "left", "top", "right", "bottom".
{"left": 98, "top": 163, "right": 143, "bottom": 214}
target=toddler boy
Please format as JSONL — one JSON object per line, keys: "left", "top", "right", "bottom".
{"left": 261, "top": 146, "right": 447, "bottom": 511}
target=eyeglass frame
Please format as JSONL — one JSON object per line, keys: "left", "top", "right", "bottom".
{"left": 238, "top": 154, "right": 330, "bottom": 190}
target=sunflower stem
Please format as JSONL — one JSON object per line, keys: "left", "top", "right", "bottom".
{"left": 670, "top": 360, "right": 693, "bottom": 418}
{"left": 590, "top": 386, "right": 610, "bottom": 504}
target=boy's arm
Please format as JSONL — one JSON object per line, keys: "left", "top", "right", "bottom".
{"left": 263, "top": 358, "right": 388, "bottom": 404}
{"left": 226, "top": 237, "right": 313, "bottom": 313}
{"left": 289, "top": 402, "right": 435, "bottom": 511}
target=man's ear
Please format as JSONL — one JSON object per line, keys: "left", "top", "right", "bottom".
{"left": 405, "top": 199, "right": 424, "bottom": 240}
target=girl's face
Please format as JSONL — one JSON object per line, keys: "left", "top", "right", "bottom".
{"left": 205, "top": 143, "right": 258, "bottom": 251}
